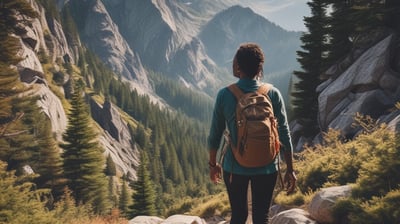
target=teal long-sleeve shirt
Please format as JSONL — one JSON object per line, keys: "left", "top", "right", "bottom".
{"left": 207, "top": 78, "right": 293, "bottom": 175}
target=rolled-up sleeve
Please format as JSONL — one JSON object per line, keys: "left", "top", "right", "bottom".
{"left": 269, "top": 88, "right": 293, "bottom": 153}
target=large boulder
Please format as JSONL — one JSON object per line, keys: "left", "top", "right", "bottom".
{"left": 162, "top": 215, "right": 206, "bottom": 224}
{"left": 129, "top": 216, "right": 164, "bottom": 224}
{"left": 129, "top": 215, "right": 206, "bottom": 224}
{"left": 270, "top": 208, "right": 316, "bottom": 224}
{"left": 308, "top": 185, "right": 352, "bottom": 224}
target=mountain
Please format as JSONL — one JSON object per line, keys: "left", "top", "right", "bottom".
{"left": 200, "top": 5, "right": 300, "bottom": 72}
{"left": 62, "top": 0, "right": 301, "bottom": 96}
{"left": 199, "top": 5, "right": 301, "bottom": 94}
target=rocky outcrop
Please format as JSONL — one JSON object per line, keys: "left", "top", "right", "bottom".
{"left": 269, "top": 31, "right": 400, "bottom": 152}
{"left": 16, "top": 1, "right": 69, "bottom": 141}
{"left": 25, "top": 0, "right": 76, "bottom": 64}
{"left": 89, "top": 98, "right": 140, "bottom": 180}
{"left": 14, "top": 0, "right": 140, "bottom": 180}
{"left": 291, "top": 30, "right": 400, "bottom": 151}
{"left": 317, "top": 33, "right": 400, "bottom": 140}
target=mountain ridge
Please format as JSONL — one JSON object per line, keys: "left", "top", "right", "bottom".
{"left": 68, "top": 0, "right": 301, "bottom": 95}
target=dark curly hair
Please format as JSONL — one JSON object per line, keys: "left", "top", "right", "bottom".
{"left": 233, "top": 43, "right": 265, "bottom": 79}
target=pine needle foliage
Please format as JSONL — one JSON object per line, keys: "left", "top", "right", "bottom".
{"left": 128, "top": 152, "right": 157, "bottom": 218}
{"left": 0, "top": 161, "right": 58, "bottom": 224}
{"left": 291, "top": 0, "right": 329, "bottom": 138}
{"left": 61, "top": 83, "right": 111, "bottom": 214}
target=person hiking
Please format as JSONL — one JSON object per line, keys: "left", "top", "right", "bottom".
{"left": 207, "top": 43, "right": 296, "bottom": 224}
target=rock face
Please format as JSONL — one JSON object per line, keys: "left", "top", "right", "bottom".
{"left": 12, "top": 0, "right": 142, "bottom": 180}
{"left": 89, "top": 99, "right": 140, "bottom": 180}
{"left": 102, "top": 0, "right": 220, "bottom": 91}
{"left": 81, "top": 0, "right": 149, "bottom": 88}
{"left": 16, "top": 1, "right": 69, "bottom": 141}
{"left": 317, "top": 33, "right": 400, "bottom": 140}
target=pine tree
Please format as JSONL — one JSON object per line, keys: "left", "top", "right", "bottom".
{"left": 384, "top": 0, "right": 400, "bottom": 31}
{"left": 61, "top": 83, "right": 111, "bottom": 214}
{"left": 291, "top": 0, "right": 329, "bottom": 138}
{"left": 119, "top": 177, "right": 132, "bottom": 218}
{"left": 32, "top": 113, "right": 65, "bottom": 200}
{"left": 105, "top": 154, "right": 117, "bottom": 176}
{"left": 1, "top": 97, "right": 39, "bottom": 174}
{"left": 351, "top": 0, "right": 385, "bottom": 33}
{"left": 0, "top": 161, "right": 57, "bottom": 223}
{"left": 325, "top": 0, "right": 354, "bottom": 65}
{"left": 129, "top": 152, "right": 156, "bottom": 218}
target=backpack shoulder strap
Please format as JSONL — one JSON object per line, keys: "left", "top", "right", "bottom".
{"left": 227, "top": 84, "right": 244, "bottom": 100}
{"left": 257, "top": 83, "right": 273, "bottom": 95}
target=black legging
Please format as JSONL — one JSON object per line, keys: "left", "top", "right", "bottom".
{"left": 223, "top": 171, "right": 277, "bottom": 224}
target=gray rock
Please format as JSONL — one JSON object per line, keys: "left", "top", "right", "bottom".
{"left": 317, "top": 34, "right": 400, "bottom": 139}
{"left": 162, "top": 215, "right": 207, "bottom": 224}
{"left": 129, "top": 215, "right": 207, "bottom": 224}
{"left": 89, "top": 98, "right": 140, "bottom": 180}
{"left": 129, "top": 216, "right": 164, "bottom": 224}
{"left": 308, "top": 185, "right": 352, "bottom": 224}
{"left": 270, "top": 208, "right": 316, "bottom": 224}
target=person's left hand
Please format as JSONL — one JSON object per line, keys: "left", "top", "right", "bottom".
{"left": 284, "top": 170, "right": 297, "bottom": 195}
{"left": 209, "top": 164, "right": 222, "bottom": 184}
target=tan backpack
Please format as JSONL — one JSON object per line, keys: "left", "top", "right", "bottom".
{"left": 228, "top": 83, "right": 280, "bottom": 168}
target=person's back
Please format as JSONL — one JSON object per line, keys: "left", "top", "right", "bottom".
{"left": 207, "top": 43, "right": 297, "bottom": 224}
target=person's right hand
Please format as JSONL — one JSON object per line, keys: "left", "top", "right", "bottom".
{"left": 284, "top": 170, "right": 297, "bottom": 195}
{"left": 209, "top": 163, "right": 222, "bottom": 184}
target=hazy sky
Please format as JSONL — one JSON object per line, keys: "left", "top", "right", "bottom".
{"left": 238, "top": 0, "right": 310, "bottom": 32}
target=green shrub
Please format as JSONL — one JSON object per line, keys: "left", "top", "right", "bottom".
{"left": 352, "top": 126, "right": 400, "bottom": 200}
{"left": 279, "top": 119, "right": 400, "bottom": 223}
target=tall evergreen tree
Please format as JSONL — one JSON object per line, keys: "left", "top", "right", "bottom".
{"left": 325, "top": 0, "right": 354, "bottom": 66}
{"left": 118, "top": 177, "right": 132, "bottom": 218}
{"left": 291, "top": 0, "right": 329, "bottom": 138}
{"left": 384, "top": 0, "right": 400, "bottom": 31}
{"left": 351, "top": 0, "right": 385, "bottom": 33}
{"left": 61, "top": 83, "right": 111, "bottom": 214}
{"left": 32, "top": 113, "right": 65, "bottom": 200}
{"left": 105, "top": 154, "right": 117, "bottom": 176}
{"left": 129, "top": 152, "right": 156, "bottom": 218}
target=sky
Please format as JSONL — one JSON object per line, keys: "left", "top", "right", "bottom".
{"left": 238, "top": 0, "right": 310, "bottom": 32}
